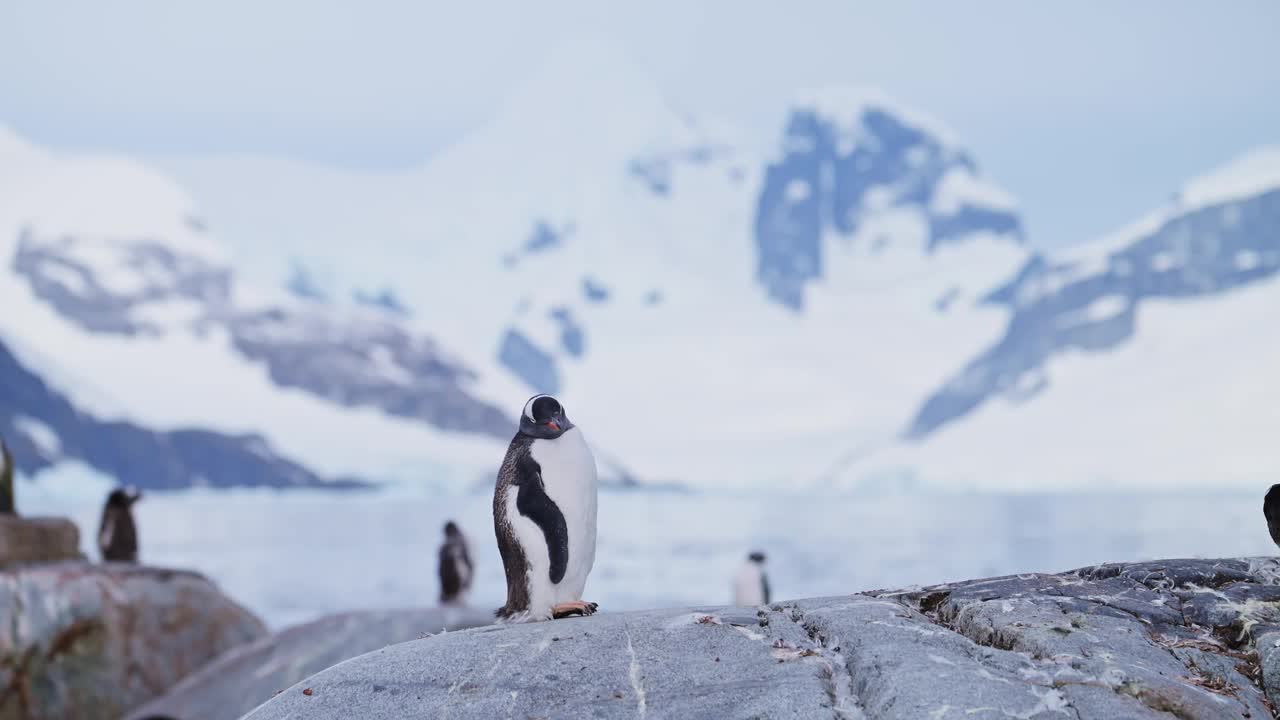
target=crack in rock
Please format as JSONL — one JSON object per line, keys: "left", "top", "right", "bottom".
{"left": 782, "top": 606, "right": 866, "bottom": 720}
{"left": 622, "top": 625, "right": 647, "bottom": 719}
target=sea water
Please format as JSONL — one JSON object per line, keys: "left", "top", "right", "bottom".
{"left": 23, "top": 488, "right": 1274, "bottom": 629}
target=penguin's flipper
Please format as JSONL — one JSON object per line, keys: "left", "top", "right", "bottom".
{"left": 551, "top": 601, "right": 598, "bottom": 619}
{"left": 514, "top": 453, "right": 570, "bottom": 584}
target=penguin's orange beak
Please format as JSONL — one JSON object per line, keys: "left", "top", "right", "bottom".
{"left": 546, "top": 420, "right": 560, "bottom": 431}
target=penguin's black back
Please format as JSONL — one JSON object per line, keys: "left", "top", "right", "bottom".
{"left": 99, "top": 496, "right": 139, "bottom": 563}
{"left": 1264, "top": 484, "right": 1280, "bottom": 549}
{"left": 438, "top": 538, "right": 465, "bottom": 603}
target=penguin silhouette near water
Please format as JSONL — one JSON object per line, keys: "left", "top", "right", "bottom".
{"left": 99, "top": 486, "right": 143, "bottom": 563}
{"left": 1264, "top": 485, "right": 1280, "bottom": 550}
{"left": 493, "top": 394, "right": 599, "bottom": 622}
{"left": 438, "top": 520, "right": 474, "bottom": 605}
{"left": 734, "top": 551, "right": 771, "bottom": 606}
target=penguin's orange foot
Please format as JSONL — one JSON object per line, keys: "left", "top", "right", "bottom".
{"left": 552, "top": 601, "right": 599, "bottom": 618}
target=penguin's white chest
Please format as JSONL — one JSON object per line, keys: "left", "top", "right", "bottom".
{"left": 734, "top": 564, "right": 766, "bottom": 606}
{"left": 529, "top": 427, "right": 598, "bottom": 601}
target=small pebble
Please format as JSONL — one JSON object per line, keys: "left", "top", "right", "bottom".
{"left": 302, "top": 688, "right": 313, "bottom": 696}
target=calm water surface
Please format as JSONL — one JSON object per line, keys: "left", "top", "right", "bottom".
{"left": 28, "top": 489, "right": 1275, "bottom": 629}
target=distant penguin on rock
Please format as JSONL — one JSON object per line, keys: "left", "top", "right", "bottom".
{"left": 438, "top": 520, "right": 474, "bottom": 605}
{"left": 1264, "top": 485, "right": 1280, "bottom": 549}
{"left": 734, "top": 551, "right": 771, "bottom": 606}
{"left": 0, "top": 438, "right": 14, "bottom": 515}
{"left": 493, "top": 394, "right": 598, "bottom": 622}
{"left": 99, "top": 486, "right": 143, "bottom": 563}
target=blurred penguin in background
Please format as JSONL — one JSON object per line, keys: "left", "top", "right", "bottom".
{"left": 0, "top": 437, "right": 14, "bottom": 515}
{"left": 734, "top": 551, "right": 771, "bottom": 606}
{"left": 438, "top": 520, "right": 474, "bottom": 605}
{"left": 99, "top": 486, "right": 143, "bottom": 563}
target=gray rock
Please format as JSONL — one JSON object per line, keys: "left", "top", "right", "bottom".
{"left": 0, "top": 562, "right": 265, "bottom": 720}
{"left": 244, "top": 558, "right": 1280, "bottom": 720}
{"left": 126, "top": 607, "right": 494, "bottom": 720}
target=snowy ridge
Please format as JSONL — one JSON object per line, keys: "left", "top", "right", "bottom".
{"left": 834, "top": 151, "right": 1280, "bottom": 491}
{"left": 1177, "top": 146, "right": 1280, "bottom": 211}
{"left": 791, "top": 86, "right": 963, "bottom": 149}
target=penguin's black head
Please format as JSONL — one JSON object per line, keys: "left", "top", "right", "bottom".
{"left": 748, "top": 551, "right": 766, "bottom": 564}
{"left": 519, "top": 394, "right": 574, "bottom": 440}
{"left": 107, "top": 487, "right": 141, "bottom": 507}
{"left": 1264, "top": 484, "right": 1280, "bottom": 520}
{"left": 444, "top": 521, "right": 460, "bottom": 537}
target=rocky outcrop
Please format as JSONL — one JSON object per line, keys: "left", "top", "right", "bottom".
{"left": 0, "top": 516, "right": 83, "bottom": 569}
{"left": 125, "top": 607, "right": 494, "bottom": 720}
{"left": 246, "top": 558, "right": 1280, "bottom": 719}
{"left": 0, "top": 562, "right": 266, "bottom": 720}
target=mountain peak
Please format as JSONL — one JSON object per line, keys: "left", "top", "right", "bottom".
{"left": 482, "top": 33, "right": 680, "bottom": 156}
{"left": 791, "top": 86, "right": 962, "bottom": 149}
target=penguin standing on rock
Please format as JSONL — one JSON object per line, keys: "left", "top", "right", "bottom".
{"left": 1263, "top": 485, "right": 1280, "bottom": 550}
{"left": 99, "top": 486, "right": 143, "bottom": 563}
{"left": 494, "top": 394, "right": 598, "bottom": 622}
{"left": 438, "top": 520, "right": 474, "bottom": 605}
{"left": 734, "top": 551, "right": 771, "bottom": 606}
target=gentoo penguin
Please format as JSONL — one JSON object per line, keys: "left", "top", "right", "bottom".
{"left": 99, "top": 486, "right": 143, "bottom": 563}
{"left": 734, "top": 551, "right": 771, "bottom": 606}
{"left": 493, "top": 394, "right": 599, "bottom": 622}
{"left": 0, "top": 438, "right": 13, "bottom": 515}
{"left": 1264, "top": 485, "right": 1280, "bottom": 549}
{"left": 438, "top": 520, "right": 474, "bottom": 605}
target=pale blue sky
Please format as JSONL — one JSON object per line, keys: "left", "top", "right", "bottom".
{"left": 2, "top": 0, "right": 1278, "bottom": 248}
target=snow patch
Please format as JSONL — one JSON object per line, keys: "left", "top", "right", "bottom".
{"left": 13, "top": 415, "right": 61, "bottom": 457}
{"left": 34, "top": 261, "right": 88, "bottom": 295}
{"left": 1060, "top": 295, "right": 1128, "bottom": 326}
{"left": 930, "top": 167, "right": 1018, "bottom": 216}
{"left": 792, "top": 87, "right": 962, "bottom": 149}
{"left": 1178, "top": 146, "right": 1280, "bottom": 211}
{"left": 1236, "top": 250, "right": 1261, "bottom": 271}
{"left": 16, "top": 460, "right": 118, "bottom": 504}
{"left": 785, "top": 179, "right": 811, "bottom": 202}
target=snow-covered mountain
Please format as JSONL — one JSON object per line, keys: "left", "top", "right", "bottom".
{"left": 3, "top": 39, "right": 1276, "bottom": 494}
{"left": 236, "top": 45, "right": 1027, "bottom": 488}
{"left": 0, "top": 126, "right": 516, "bottom": 491}
{"left": 834, "top": 147, "right": 1280, "bottom": 491}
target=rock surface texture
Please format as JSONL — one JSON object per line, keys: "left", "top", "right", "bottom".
{"left": 0, "top": 517, "right": 83, "bottom": 569}
{"left": 0, "top": 562, "right": 265, "bottom": 720}
{"left": 246, "top": 558, "right": 1280, "bottom": 720}
{"left": 125, "top": 607, "right": 494, "bottom": 720}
